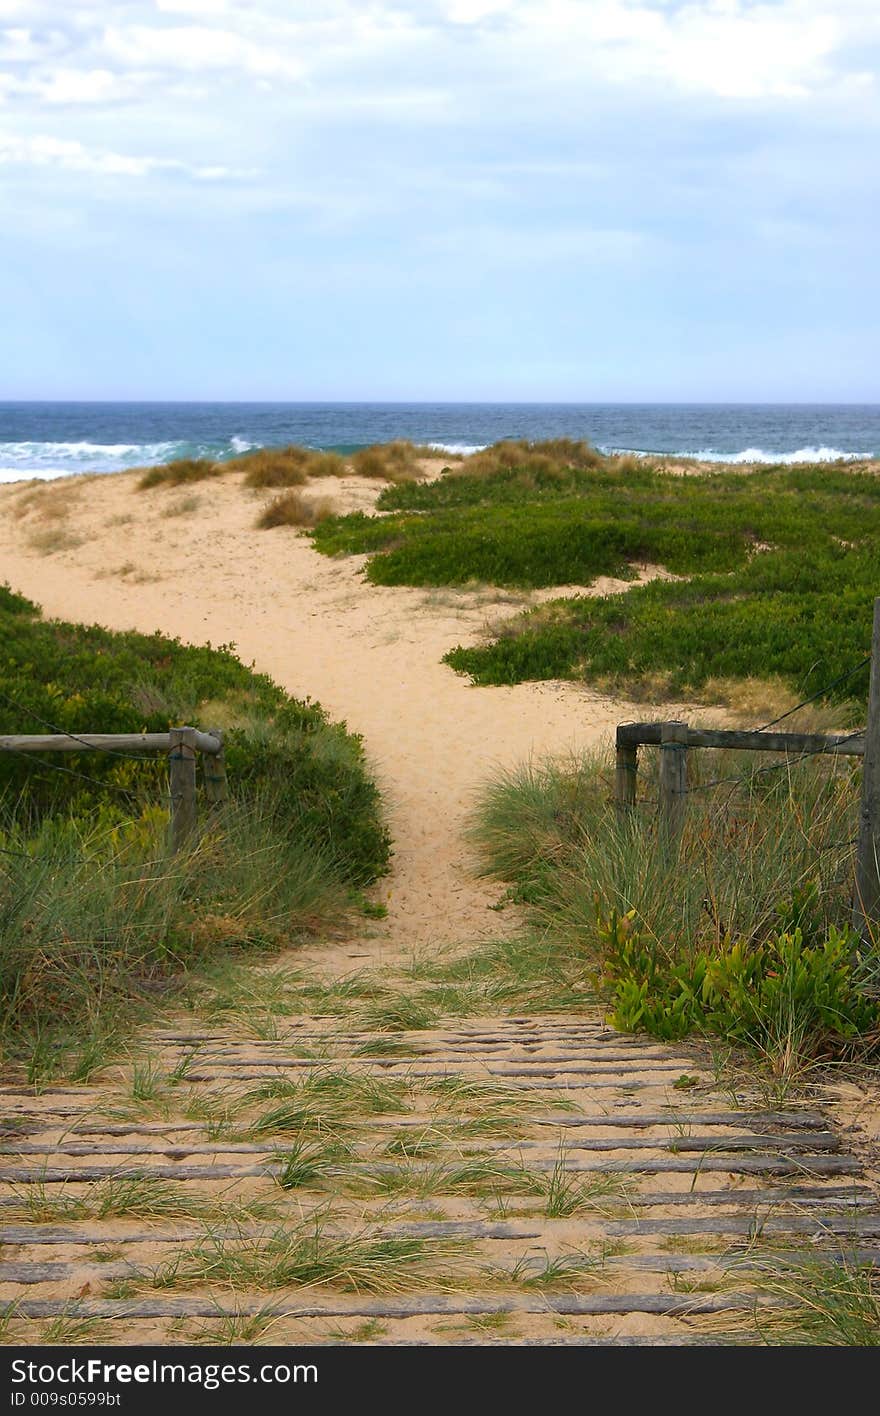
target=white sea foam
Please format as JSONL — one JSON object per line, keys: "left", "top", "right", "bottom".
{"left": 0, "top": 439, "right": 188, "bottom": 483}
{"left": 230, "top": 435, "right": 255, "bottom": 453}
{"left": 428, "top": 441, "right": 487, "bottom": 456}
{"left": 681, "top": 445, "right": 864, "bottom": 465}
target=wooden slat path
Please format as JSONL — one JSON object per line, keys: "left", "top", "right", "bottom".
{"left": 1, "top": 1013, "right": 877, "bottom": 1346}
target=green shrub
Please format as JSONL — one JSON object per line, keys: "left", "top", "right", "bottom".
{"left": 311, "top": 451, "right": 880, "bottom": 703}
{"left": 446, "top": 544, "right": 876, "bottom": 703}
{"left": 602, "top": 912, "right": 878, "bottom": 1054}
{"left": 0, "top": 588, "right": 390, "bottom": 886}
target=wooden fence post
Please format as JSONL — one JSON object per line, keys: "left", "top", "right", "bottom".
{"left": 615, "top": 727, "right": 637, "bottom": 816}
{"left": 853, "top": 598, "right": 880, "bottom": 938}
{"left": 202, "top": 729, "right": 229, "bottom": 808}
{"left": 659, "top": 721, "right": 688, "bottom": 843}
{"left": 169, "top": 726, "right": 198, "bottom": 852}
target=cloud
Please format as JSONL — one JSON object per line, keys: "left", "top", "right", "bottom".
{"left": 100, "top": 24, "right": 304, "bottom": 80}
{"left": 0, "top": 131, "right": 247, "bottom": 179}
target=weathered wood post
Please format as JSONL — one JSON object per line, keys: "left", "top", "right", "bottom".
{"left": 202, "top": 729, "right": 229, "bottom": 808}
{"left": 853, "top": 598, "right": 880, "bottom": 938}
{"left": 659, "top": 720, "right": 688, "bottom": 843}
{"left": 169, "top": 725, "right": 198, "bottom": 852}
{"left": 615, "top": 725, "right": 637, "bottom": 816}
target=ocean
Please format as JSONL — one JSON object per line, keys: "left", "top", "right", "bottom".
{"left": 1, "top": 402, "right": 879, "bottom": 484}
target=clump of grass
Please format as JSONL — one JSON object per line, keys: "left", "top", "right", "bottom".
{"left": 423, "top": 1075, "right": 571, "bottom": 1114}
{"left": 230, "top": 445, "right": 346, "bottom": 488}
{"left": 357, "top": 993, "right": 440, "bottom": 1032}
{"left": 138, "top": 458, "right": 219, "bottom": 490}
{"left": 251, "top": 1069, "right": 408, "bottom": 1141}
{"left": 354, "top": 1156, "right": 540, "bottom": 1200}
{"left": 540, "top": 1154, "right": 634, "bottom": 1218}
{"left": 276, "top": 1135, "right": 350, "bottom": 1188}
{"left": 257, "top": 491, "right": 335, "bottom": 530}
{"left": 740, "top": 1256, "right": 880, "bottom": 1344}
{"left": 161, "top": 494, "right": 202, "bottom": 519}
{"left": 150, "top": 1223, "right": 462, "bottom": 1293}
{"left": 506, "top": 1250, "right": 601, "bottom": 1288}
{"left": 41, "top": 1310, "right": 103, "bottom": 1345}
{"left": 190, "top": 1305, "right": 281, "bottom": 1345}
{"left": 457, "top": 438, "right": 604, "bottom": 481}
{"left": 350, "top": 441, "right": 434, "bottom": 483}
{"left": 9, "top": 1174, "right": 216, "bottom": 1222}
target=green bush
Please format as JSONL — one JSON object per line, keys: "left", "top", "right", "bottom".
{"left": 446, "top": 544, "right": 876, "bottom": 703}
{"left": 602, "top": 911, "right": 878, "bottom": 1054}
{"left": 0, "top": 588, "right": 390, "bottom": 885}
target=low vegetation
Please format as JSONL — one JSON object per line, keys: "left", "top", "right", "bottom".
{"left": 308, "top": 448, "right": 878, "bottom": 708}
{"left": 256, "top": 490, "right": 335, "bottom": 530}
{"left": 466, "top": 749, "right": 880, "bottom": 1075}
{"left": 350, "top": 440, "right": 439, "bottom": 483}
{"left": 0, "top": 584, "right": 390, "bottom": 1076}
{"left": 135, "top": 440, "right": 443, "bottom": 492}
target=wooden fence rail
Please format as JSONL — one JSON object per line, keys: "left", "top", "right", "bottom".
{"left": 615, "top": 595, "right": 880, "bottom": 937}
{"left": 0, "top": 725, "right": 227, "bottom": 853}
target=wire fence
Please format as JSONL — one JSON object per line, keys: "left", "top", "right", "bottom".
{"left": 620, "top": 651, "right": 870, "bottom": 806}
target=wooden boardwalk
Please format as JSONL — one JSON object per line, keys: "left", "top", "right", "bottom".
{"left": 2, "top": 1014, "right": 877, "bottom": 1345}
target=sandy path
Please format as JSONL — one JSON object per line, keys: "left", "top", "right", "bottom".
{"left": 0, "top": 465, "right": 687, "bottom": 962}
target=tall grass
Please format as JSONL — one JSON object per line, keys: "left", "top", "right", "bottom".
{"left": 468, "top": 749, "right": 879, "bottom": 1069}
{"left": 0, "top": 795, "right": 349, "bottom": 1078}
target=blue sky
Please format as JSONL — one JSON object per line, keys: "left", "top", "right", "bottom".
{"left": 1, "top": 0, "right": 878, "bottom": 401}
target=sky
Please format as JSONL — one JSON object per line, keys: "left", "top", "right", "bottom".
{"left": 0, "top": 0, "right": 878, "bottom": 402}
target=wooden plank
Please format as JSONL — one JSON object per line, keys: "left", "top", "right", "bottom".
{"left": 0, "top": 1154, "right": 861, "bottom": 1183}
{"left": 854, "top": 596, "right": 880, "bottom": 936}
{"left": 169, "top": 725, "right": 198, "bottom": 852}
{"left": 0, "top": 732, "right": 171, "bottom": 754}
{"left": 0, "top": 731, "right": 221, "bottom": 755}
{"left": 616, "top": 723, "right": 865, "bottom": 756}
{"left": 0, "top": 1132, "right": 841, "bottom": 1157}
{"left": 7, "top": 1293, "right": 776, "bottom": 1320}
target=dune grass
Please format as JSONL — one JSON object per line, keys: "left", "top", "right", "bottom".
{"left": 465, "top": 748, "right": 879, "bottom": 1072}
{"left": 138, "top": 457, "right": 220, "bottom": 490}
{"left": 0, "top": 799, "right": 353, "bottom": 1079}
{"left": 0, "top": 586, "right": 390, "bottom": 1077}
{"left": 350, "top": 440, "right": 437, "bottom": 483}
{"left": 148, "top": 1223, "right": 463, "bottom": 1293}
{"left": 744, "top": 1256, "right": 880, "bottom": 1345}
{"left": 256, "top": 490, "right": 335, "bottom": 530}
